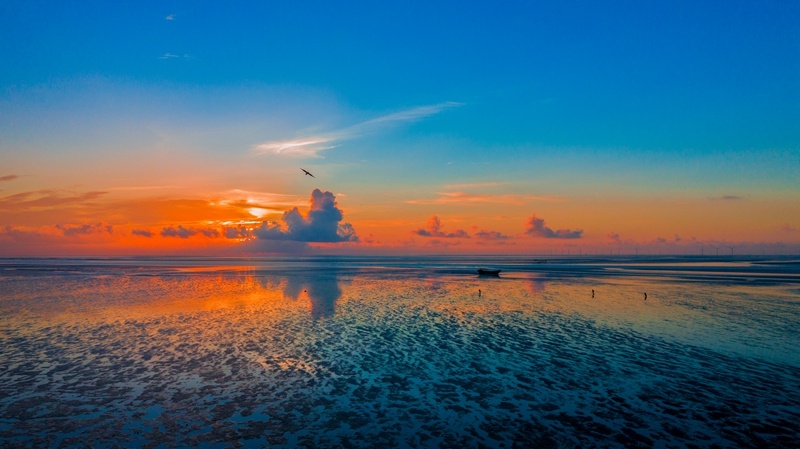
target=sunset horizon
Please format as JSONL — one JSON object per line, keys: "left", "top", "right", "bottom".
{"left": 2, "top": 2, "right": 798, "bottom": 257}
{"left": 2, "top": 3, "right": 800, "bottom": 446}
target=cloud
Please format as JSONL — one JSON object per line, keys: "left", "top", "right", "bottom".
{"left": 132, "top": 229, "right": 154, "bottom": 238}
{"left": 0, "top": 226, "right": 48, "bottom": 241}
{"left": 252, "top": 189, "right": 358, "bottom": 242}
{"left": 161, "top": 225, "right": 196, "bottom": 238}
{"left": 159, "top": 53, "right": 192, "bottom": 60}
{"left": 165, "top": 14, "right": 175, "bottom": 21}
{"left": 0, "top": 175, "right": 18, "bottom": 182}
{"left": 780, "top": 224, "right": 798, "bottom": 234}
{"left": 474, "top": 230, "right": 509, "bottom": 240}
{"left": 254, "top": 139, "right": 338, "bottom": 158}
{"left": 224, "top": 225, "right": 252, "bottom": 239}
{"left": 608, "top": 232, "right": 622, "bottom": 244}
{"left": 254, "top": 102, "right": 462, "bottom": 158}
{"left": 525, "top": 214, "right": 583, "bottom": 239}
{"left": 56, "top": 223, "right": 113, "bottom": 237}
{"left": 0, "top": 190, "right": 107, "bottom": 211}
{"left": 159, "top": 226, "right": 220, "bottom": 239}
{"left": 406, "top": 191, "right": 563, "bottom": 205}
{"left": 442, "top": 182, "right": 508, "bottom": 190}
{"left": 414, "top": 216, "right": 470, "bottom": 238}
{"left": 711, "top": 195, "right": 744, "bottom": 201}
{"left": 214, "top": 189, "right": 307, "bottom": 218}
{"left": 199, "top": 228, "right": 220, "bottom": 238}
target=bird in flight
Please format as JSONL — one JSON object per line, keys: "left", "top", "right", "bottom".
{"left": 301, "top": 168, "right": 315, "bottom": 178}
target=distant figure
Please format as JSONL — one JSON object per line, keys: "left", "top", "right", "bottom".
{"left": 301, "top": 168, "right": 315, "bottom": 178}
{"left": 478, "top": 289, "right": 482, "bottom": 297}
{"left": 644, "top": 292, "right": 647, "bottom": 300}
{"left": 592, "top": 289, "right": 595, "bottom": 298}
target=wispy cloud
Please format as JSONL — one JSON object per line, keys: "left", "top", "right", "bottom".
{"left": 711, "top": 195, "right": 744, "bottom": 201}
{"left": 0, "top": 190, "right": 107, "bottom": 211}
{"left": 106, "top": 185, "right": 177, "bottom": 192}
{"left": 165, "top": 14, "right": 175, "bottom": 21}
{"left": 159, "top": 53, "right": 192, "bottom": 60}
{"left": 254, "top": 139, "right": 338, "bottom": 158}
{"left": 253, "top": 102, "right": 462, "bottom": 158}
{"left": 0, "top": 175, "right": 18, "bottom": 182}
{"left": 442, "top": 182, "right": 507, "bottom": 190}
{"left": 406, "top": 191, "right": 561, "bottom": 205}
{"left": 213, "top": 190, "right": 306, "bottom": 218}
{"left": 781, "top": 224, "right": 798, "bottom": 234}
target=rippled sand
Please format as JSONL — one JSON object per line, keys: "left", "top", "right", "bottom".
{"left": 1, "top": 259, "right": 799, "bottom": 448}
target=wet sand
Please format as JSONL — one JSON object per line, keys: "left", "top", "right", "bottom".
{"left": 1, "top": 257, "right": 799, "bottom": 448}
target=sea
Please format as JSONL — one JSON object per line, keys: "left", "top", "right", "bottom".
{"left": 1, "top": 255, "right": 799, "bottom": 448}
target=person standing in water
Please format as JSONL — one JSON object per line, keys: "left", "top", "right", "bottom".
{"left": 592, "top": 289, "right": 595, "bottom": 298}
{"left": 644, "top": 292, "right": 647, "bottom": 300}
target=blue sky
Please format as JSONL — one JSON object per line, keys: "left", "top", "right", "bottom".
{"left": 1, "top": 1, "right": 799, "bottom": 255}
{"left": 4, "top": 1, "right": 798, "bottom": 151}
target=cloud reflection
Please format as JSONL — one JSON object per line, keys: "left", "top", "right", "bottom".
{"left": 282, "top": 272, "right": 342, "bottom": 320}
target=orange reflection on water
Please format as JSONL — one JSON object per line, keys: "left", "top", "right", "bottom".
{"left": 2, "top": 263, "right": 797, "bottom": 366}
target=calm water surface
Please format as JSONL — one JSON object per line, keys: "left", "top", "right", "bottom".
{"left": 1, "top": 256, "right": 799, "bottom": 448}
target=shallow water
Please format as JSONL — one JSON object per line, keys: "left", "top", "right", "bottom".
{"left": 1, "top": 257, "right": 799, "bottom": 448}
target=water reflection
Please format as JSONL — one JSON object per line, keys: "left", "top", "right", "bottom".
{"left": 2, "top": 260, "right": 799, "bottom": 448}
{"left": 281, "top": 272, "right": 342, "bottom": 319}
{"left": 527, "top": 274, "right": 547, "bottom": 295}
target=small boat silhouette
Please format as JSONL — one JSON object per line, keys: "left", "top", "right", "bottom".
{"left": 477, "top": 268, "right": 501, "bottom": 276}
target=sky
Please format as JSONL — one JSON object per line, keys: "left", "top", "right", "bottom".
{"left": 1, "top": 0, "right": 799, "bottom": 256}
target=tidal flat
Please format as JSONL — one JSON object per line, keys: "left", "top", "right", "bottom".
{"left": 1, "top": 256, "right": 799, "bottom": 448}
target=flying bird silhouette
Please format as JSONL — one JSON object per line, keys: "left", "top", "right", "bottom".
{"left": 301, "top": 168, "right": 315, "bottom": 178}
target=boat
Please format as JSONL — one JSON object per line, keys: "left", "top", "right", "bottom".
{"left": 477, "top": 268, "right": 501, "bottom": 276}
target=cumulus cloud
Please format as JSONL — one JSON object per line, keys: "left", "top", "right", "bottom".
{"left": 414, "top": 216, "right": 470, "bottom": 238}
{"left": 252, "top": 189, "right": 358, "bottom": 242}
{"left": 254, "top": 102, "right": 462, "bottom": 158}
{"left": 1, "top": 175, "right": 18, "bottom": 182}
{"left": 224, "top": 225, "right": 253, "bottom": 239}
{"left": 56, "top": 223, "right": 113, "bottom": 237}
{"left": 608, "top": 232, "right": 622, "bottom": 244}
{"left": 525, "top": 214, "right": 583, "bottom": 239}
{"left": 132, "top": 229, "right": 153, "bottom": 238}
